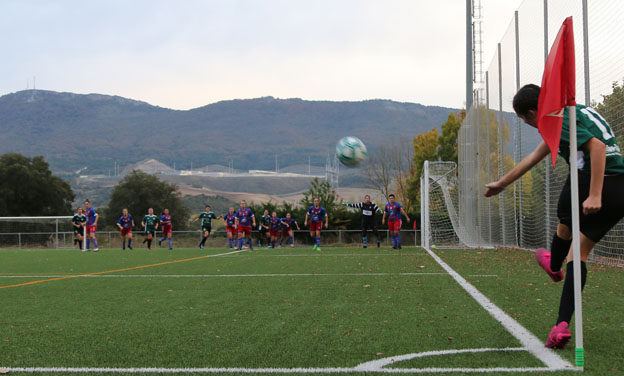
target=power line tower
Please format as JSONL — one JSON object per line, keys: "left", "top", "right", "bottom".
{"left": 325, "top": 154, "right": 339, "bottom": 188}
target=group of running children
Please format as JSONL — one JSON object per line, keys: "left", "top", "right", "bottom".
{"left": 71, "top": 194, "right": 411, "bottom": 252}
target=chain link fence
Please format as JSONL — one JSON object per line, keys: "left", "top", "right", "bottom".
{"left": 456, "top": 0, "right": 624, "bottom": 266}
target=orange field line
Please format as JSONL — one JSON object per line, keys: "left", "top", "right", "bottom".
{"left": 0, "top": 253, "right": 220, "bottom": 290}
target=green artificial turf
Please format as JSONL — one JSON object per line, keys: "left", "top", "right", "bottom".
{"left": 0, "top": 246, "right": 622, "bottom": 375}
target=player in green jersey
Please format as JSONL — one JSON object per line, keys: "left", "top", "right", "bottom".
{"left": 141, "top": 208, "right": 159, "bottom": 250}
{"left": 258, "top": 209, "right": 271, "bottom": 247}
{"left": 485, "top": 84, "right": 624, "bottom": 349}
{"left": 72, "top": 207, "right": 87, "bottom": 251}
{"left": 192, "top": 205, "right": 222, "bottom": 249}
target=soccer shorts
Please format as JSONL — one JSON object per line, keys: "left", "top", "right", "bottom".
{"left": 121, "top": 228, "right": 132, "bottom": 236}
{"left": 309, "top": 222, "right": 323, "bottom": 232}
{"left": 558, "top": 172, "right": 624, "bottom": 243}
{"left": 202, "top": 225, "right": 212, "bottom": 234}
{"left": 259, "top": 227, "right": 268, "bottom": 234}
{"left": 86, "top": 225, "right": 97, "bottom": 234}
{"left": 145, "top": 228, "right": 155, "bottom": 236}
{"left": 281, "top": 228, "right": 291, "bottom": 237}
{"left": 226, "top": 226, "right": 236, "bottom": 234}
{"left": 238, "top": 225, "right": 252, "bottom": 235}
{"left": 388, "top": 220, "right": 402, "bottom": 232}
{"left": 362, "top": 218, "right": 378, "bottom": 231}
{"left": 269, "top": 229, "right": 279, "bottom": 237}
{"left": 161, "top": 225, "right": 172, "bottom": 235}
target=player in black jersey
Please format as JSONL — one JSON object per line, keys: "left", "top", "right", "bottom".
{"left": 345, "top": 195, "right": 382, "bottom": 248}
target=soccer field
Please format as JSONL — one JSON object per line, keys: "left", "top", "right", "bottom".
{"left": 0, "top": 246, "right": 622, "bottom": 375}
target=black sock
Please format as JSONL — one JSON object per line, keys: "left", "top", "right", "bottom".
{"left": 550, "top": 234, "right": 572, "bottom": 272}
{"left": 201, "top": 236, "right": 207, "bottom": 246}
{"left": 147, "top": 239, "right": 152, "bottom": 248}
{"left": 557, "top": 261, "right": 587, "bottom": 325}
{"left": 143, "top": 238, "right": 147, "bottom": 244}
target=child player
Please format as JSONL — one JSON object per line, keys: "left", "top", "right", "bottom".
{"left": 235, "top": 200, "right": 256, "bottom": 250}
{"left": 268, "top": 211, "right": 282, "bottom": 249}
{"left": 158, "top": 208, "right": 173, "bottom": 250}
{"left": 116, "top": 208, "right": 135, "bottom": 250}
{"left": 193, "top": 205, "right": 221, "bottom": 249}
{"left": 223, "top": 207, "right": 238, "bottom": 248}
{"left": 345, "top": 194, "right": 382, "bottom": 248}
{"left": 381, "top": 194, "right": 410, "bottom": 249}
{"left": 304, "top": 198, "right": 328, "bottom": 250}
{"left": 84, "top": 199, "right": 99, "bottom": 252}
{"left": 280, "top": 212, "right": 300, "bottom": 248}
{"left": 485, "top": 84, "right": 624, "bottom": 349}
{"left": 141, "top": 208, "right": 159, "bottom": 250}
{"left": 258, "top": 209, "right": 271, "bottom": 247}
{"left": 72, "top": 207, "right": 86, "bottom": 251}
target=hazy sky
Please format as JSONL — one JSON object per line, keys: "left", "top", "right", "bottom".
{"left": 0, "top": 0, "right": 522, "bottom": 110}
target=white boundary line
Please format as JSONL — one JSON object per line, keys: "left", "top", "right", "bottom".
{"left": 0, "top": 347, "right": 579, "bottom": 373}
{"left": 422, "top": 248, "right": 576, "bottom": 371}
{"left": 0, "top": 273, "right": 498, "bottom": 278}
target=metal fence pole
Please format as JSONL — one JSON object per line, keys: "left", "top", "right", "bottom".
{"left": 55, "top": 218, "right": 59, "bottom": 249}
{"left": 515, "top": 10, "right": 523, "bottom": 248}
{"left": 582, "top": 0, "right": 590, "bottom": 106}
{"left": 486, "top": 71, "right": 492, "bottom": 244}
{"left": 497, "top": 43, "right": 506, "bottom": 246}
{"left": 18, "top": 233, "right": 21, "bottom": 249}
{"left": 544, "top": 0, "right": 551, "bottom": 245}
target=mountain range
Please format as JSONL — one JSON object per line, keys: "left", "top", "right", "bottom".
{"left": 0, "top": 90, "right": 458, "bottom": 174}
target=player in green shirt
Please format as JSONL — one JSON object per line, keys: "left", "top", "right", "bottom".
{"left": 485, "top": 84, "right": 624, "bottom": 349}
{"left": 72, "top": 207, "right": 87, "bottom": 251}
{"left": 192, "top": 205, "right": 222, "bottom": 249}
{"left": 258, "top": 209, "right": 271, "bottom": 247}
{"left": 141, "top": 208, "right": 159, "bottom": 250}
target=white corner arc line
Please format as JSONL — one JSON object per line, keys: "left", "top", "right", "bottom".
{"left": 423, "top": 248, "right": 576, "bottom": 370}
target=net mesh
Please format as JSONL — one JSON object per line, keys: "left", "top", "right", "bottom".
{"left": 0, "top": 217, "right": 76, "bottom": 249}
{"left": 444, "top": 0, "right": 624, "bottom": 267}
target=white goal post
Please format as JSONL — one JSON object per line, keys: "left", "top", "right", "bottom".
{"left": 0, "top": 216, "right": 78, "bottom": 249}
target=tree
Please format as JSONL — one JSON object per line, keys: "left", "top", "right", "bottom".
{"left": 104, "top": 170, "right": 190, "bottom": 230}
{"left": 0, "top": 153, "right": 74, "bottom": 216}
{"left": 406, "top": 128, "right": 440, "bottom": 209}
{"left": 438, "top": 110, "right": 466, "bottom": 163}
{"left": 594, "top": 80, "right": 624, "bottom": 145}
{"left": 301, "top": 178, "right": 350, "bottom": 229}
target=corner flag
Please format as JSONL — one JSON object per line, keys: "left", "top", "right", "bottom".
{"left": 538, "top": 16, "right": 584, "bottom": 368}
{"left": 537, "top": 16, "right": 576, "bottom": 167}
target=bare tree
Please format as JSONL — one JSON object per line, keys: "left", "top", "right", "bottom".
{"left": 363, "top": 138, "right": 415, "bottom": 212}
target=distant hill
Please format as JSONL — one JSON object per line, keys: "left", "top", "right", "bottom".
{"left": 0, "top": 90, "right": 459, "bottom": 173}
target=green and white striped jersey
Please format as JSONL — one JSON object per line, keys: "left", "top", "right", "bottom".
{"left": 560, "top": 105, "right": 624, "bottom": 174}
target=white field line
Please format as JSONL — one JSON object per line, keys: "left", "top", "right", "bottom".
{"left": 0, "top": 273, "right": 498, "bottom": 278}
{"left": 423, "top": 248, "right": 576, "bottom": 371}
{"left": 220, "top": 253, "right": 426, "bottom": 257}
{"left": 0, "top": 347, "right": 580, "bottom": 373}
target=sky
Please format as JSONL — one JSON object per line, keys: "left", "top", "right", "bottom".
{"left": 0, "top": 0, "right": 523, "bottom": 110}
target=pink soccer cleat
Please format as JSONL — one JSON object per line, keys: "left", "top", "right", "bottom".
{"left": 535, "top": 248, "right": 564, "bottom": 282}
{"left": 545, "top": 321, "right": 571, "bottom": 349}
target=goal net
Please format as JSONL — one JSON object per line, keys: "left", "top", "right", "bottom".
{"left": 0, "top": 216, "right": 78, "bottom": 249}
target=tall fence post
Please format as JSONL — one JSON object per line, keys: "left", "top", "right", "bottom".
{"left": 485, "top": 71, "right": 493, "bottom": 244}
{"left": 515, "top": 10, "right": 523, "bottom": 248}
{"left": 544, "top": 0, "right": 551, "bottom": 245}
{"left": 582, "top": 0, "right": 590, "bottom": 106}
{"left": 497, "top": 43, "right": 506, "bottom": 246}
{"left": 55, "top": 218, "right": 59, "bottom": 249}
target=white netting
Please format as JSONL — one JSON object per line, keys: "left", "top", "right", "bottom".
{"left": 434, "top": 0, "right": 624, "bottom": 267}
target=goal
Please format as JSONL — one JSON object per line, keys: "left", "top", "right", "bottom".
{"left": 0, "top": 216, "right": 78, "bottom": 249}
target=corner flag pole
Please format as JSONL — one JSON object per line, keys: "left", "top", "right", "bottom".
{"left": 568, "top": 106, "right": 584, "bottom": 368}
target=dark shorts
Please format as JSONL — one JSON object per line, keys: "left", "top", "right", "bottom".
{"left": 145, "top": 229, "right": 155, "bottom": 236}
{"left": 202, "top": 225, "right": 212, "bottom": 233}
{"left": 362, "top": 217, "right": 378, "bottom": 231}
{"left": 309, "top": 222, "right": 322, "bottom": 232}
{"left": 558, "top": 172, "right": 624, "bottom": 243}
{"left": 161, "top": 225, "right": 172, "bottom": 235}
{"left": 269, "top": 229, "right": 279, "bottom": 237}
{"left": 121, "top": 228, "right": 132, "bottom": 236}
{"left": 259, "top": 227, "right": 268, "bottom": 234}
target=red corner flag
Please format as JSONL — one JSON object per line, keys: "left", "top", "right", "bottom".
{"left": 537, "top": 16, "right": 576, "bottom": 166}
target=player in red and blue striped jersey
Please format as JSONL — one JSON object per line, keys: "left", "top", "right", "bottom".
{"left": 223, "top": 207, "right": 238, "bottom": 248}
{"left": 158, "top": 208, "right": 173, "bottom": 250}
{"left": 235, "top": 200, "right": 256, "bottom": 250}
{"left": 304, "top": 198, "right": 328, "bottom": 250}
{"left": 84, "top": 199, "right": 99, "bottom": 252}
{"left": 116, "top": 208, "right": 135, "bottom": 250}
{"left": 382, "top": 194, "right": 410, "bottom": 249}
{"left": 280, "top": 213, "right": 300, "bottom": 248}
{"left": 268, "top": 212, "right": 282, "bottom": 249}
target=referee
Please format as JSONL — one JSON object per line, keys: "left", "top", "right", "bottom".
{"left": 345, "top": 195, "right": 382, "bottom": 248}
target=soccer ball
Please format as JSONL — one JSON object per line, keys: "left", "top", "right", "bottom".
{"left": 336, "top": 136, "right": 368, "bottom": 167}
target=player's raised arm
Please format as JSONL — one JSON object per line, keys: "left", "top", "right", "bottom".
{"left": 485, "top": 140, "right": 550, "bottom": 197}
